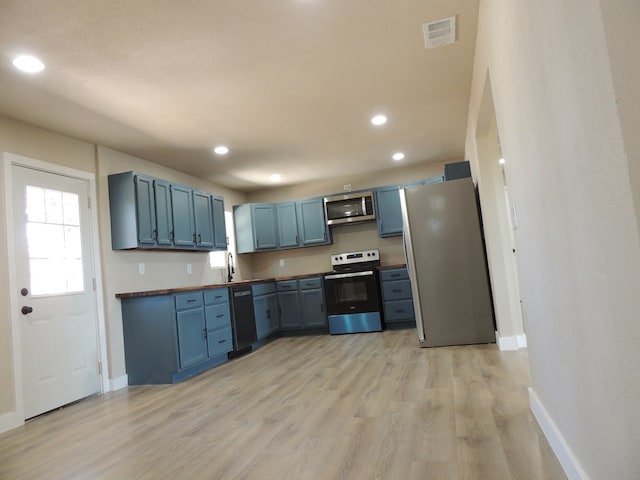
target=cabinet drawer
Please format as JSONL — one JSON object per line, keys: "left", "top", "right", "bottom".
{"left": 205, "top": 303, "right": 231, "bottom": 330}
{"left": 299, "top": 277, "right": 322, "bottom": 290}
{"left": 384, "top": 299, "right": 415, "bottom": 322}
{"left": 252, "top": 282, "right": 276, "bottom": 296}
{"left": 382, "top": 279, "right": 412, "bottom": 301}
{"left": 207, "top": 327, "right": 233, "bottom": 357}
{"left": 175, "top": 291, "right": 203, "bottom": 310}
{"left": 204, "top": 287, "right": 228, "bottom": 305}
{"left": 379, "top": 268, "right": 409, "bottom": 282}
{"left": 277, "top": 280, "right": 298, "bottom": 292}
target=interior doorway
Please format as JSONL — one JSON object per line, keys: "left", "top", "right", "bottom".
{"left": 475, "top": 73, "right": 526, "bottom": 349}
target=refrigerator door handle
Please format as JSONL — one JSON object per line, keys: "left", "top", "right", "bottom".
{"left": 399, "top": 188, "right": 427, "bottom": 345}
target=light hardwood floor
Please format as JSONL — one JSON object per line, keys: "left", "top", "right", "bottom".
{"left": 0, "top": 329, "right": 566, "bottom": 479}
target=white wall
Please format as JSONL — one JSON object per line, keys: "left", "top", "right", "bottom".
{"left": 466, "top": 0, "right": 640, "bottom": 478}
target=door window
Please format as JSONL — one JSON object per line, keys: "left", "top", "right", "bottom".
{"left": 25, "top": 185, "right": 84, "bottom": 295}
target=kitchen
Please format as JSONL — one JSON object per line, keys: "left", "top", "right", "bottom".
{"left": 109, "top": 159, "right": 497, "bottom": 386}
{"left": 1, "top": 0, "right": 638, "bottom": 478}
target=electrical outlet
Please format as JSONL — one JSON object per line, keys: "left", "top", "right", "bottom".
{"left": 138, "top": 263, "right": 145, "bottom": 275}
{"left": 343, "top": 184, "right": 352, "bottom": 192}
{"left": 187, "top": 263, "right": 192, "bottom": 274}
{"left": 279, "top": 259, "right": 285, "bottom": 267}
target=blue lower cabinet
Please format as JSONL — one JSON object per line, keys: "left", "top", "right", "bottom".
{"left": 300, "top": 288, "right": 326, "bottom": 328}
{"left": 204, "top": 287, "right": 233, "bottom": 357}
{"left": 253, "top": 282, "right": 278, "bottom": 340}
{"left": 278, "top": 277, "right": 327, "bottom": 331}
{"left": 379, "top": 268, "right": 416, "bottom": 327}
{"left": 206, "top": 327, "right": 233, "bottom": 357}
{"left": 121, "top": 287, "right": 232, "bottom": 385}
{"left": 176, "top": 306, "right": 208, "bottom": 369}
{"left": 277, "top": 283, "right": 302, "bottom": 330}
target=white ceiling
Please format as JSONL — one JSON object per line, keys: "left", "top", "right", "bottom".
{"left": 0, "top": 1, "right": 479, "bottom": 192}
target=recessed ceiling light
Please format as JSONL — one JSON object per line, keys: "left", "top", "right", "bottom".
{"left": 498, "top": 157, "right": 506, "bottom": 165}
{"left": 12, "top": 55, "right": 45, "bottom": 73}
{"left": 270, "top": 174, "right": 282, "bottom": 183}
{"left": 214, "top": 145, "right": 229, "bottom": 155}
{"left": 371, "top": 114, "right": 387, "bottom": 126}
{"left": 392, "top": 152, "right": 405, "bottom": 161}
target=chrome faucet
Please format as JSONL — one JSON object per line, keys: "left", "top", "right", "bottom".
{"left": 227, "top": 252, "right": 235, "bottom": 282}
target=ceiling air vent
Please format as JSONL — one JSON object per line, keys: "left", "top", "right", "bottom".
{"left": 423, "top": 16, "right": 456, "bottom": 49}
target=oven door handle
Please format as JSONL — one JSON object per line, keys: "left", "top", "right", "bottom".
{"left": 324, "top": 271, "right": 374, "bottom": 280}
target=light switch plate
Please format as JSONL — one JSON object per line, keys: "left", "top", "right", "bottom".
{"left": 138, "top": 263, "right": 145, "bottom": 275}
{"left": 187, "top": 263, "right": 192, "bottom": 274}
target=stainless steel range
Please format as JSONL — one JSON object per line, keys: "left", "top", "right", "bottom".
{"left": 323, "top": 249, "right": 383, "bottom": 334}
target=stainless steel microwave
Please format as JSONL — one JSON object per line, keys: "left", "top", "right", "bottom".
{"left": 324, "top": 191, "right": 376, "bottom": 225}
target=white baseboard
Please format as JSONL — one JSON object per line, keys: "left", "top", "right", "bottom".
{"left": 496, "top": 332, "right": 527, "bottom": 350}
{"left": 0, "top": 410, "right": 23, "bottom": 434}
{"left": 528, "top": 388, "right": 589, "bottom": 480}
{"left": 109, "top": 374, "right": 129, "bottom": 392}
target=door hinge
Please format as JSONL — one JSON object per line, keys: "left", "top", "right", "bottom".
{"left": 92, "top": 278, "right": 97, "bottom": 291}
{"left": 87, "top": 196, "right": 91, "bottom": 209}
{"left": 98, "top": 362, "right": 102, "bottom": 374}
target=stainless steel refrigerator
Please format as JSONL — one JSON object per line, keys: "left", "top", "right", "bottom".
{"left": 400, "top": 178, "right": 496, "bottom": 347}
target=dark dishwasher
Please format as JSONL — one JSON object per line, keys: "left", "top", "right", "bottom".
{"left": 229, "top": 284, "right": 257, "bottom": 357}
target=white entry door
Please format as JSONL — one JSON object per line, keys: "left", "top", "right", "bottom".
{"left": 11, "top": 164, "right": 100, "bottom": 419}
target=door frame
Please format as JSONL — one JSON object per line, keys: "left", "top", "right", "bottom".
{"left": 1, "top": 152, "right": 109, "bottom": 431}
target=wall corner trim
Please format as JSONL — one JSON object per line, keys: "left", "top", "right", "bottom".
{"left": 109, "top": 375, "right": 129, "bottom": 392}
{"left": 528, "top": 387, "right": 590, "bottom": 480}
{"left": 0, "top": 411, "right": 23, "bottom": 435}
{"left": 496, "top": 332, "right": 527, "bottom": 350}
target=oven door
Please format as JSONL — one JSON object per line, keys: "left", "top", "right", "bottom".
{"left": 323, "top": 270, "right": 380, "bottom": 315}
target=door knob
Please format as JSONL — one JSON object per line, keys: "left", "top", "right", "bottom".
{"left": 21, "top": 306, "right": 33, "bottom": 315}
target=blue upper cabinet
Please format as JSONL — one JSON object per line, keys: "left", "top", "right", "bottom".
{"left": 297, "top": 197, "right": 330, "bottom": 246}
{"left": 170, "top": 184, "right": 196, "bottom": 248}
{"left": 252, "top": 204, "right": 278, "bottom": 250}
{"left": 234, "top": 198, "right": 330, "bottom": 253}
{"left": 153, "top": 179, "right": 173, "bottom": 246}
{"left": 233, "top": 203, "right": 278, "bottom": 253}
{"left": 211, "top": 195, "right": 228, "bottom": 250}
{"left": 193, "top": 189, "right": 215, "bottom": 249}
{"left": 276, "top": 202, "right": 299, "bottom": 248}
{"left": 108, "top": 171, "right": 227, "bottom": 251}
{"left": 133, "top": 174, "right": 157, "bottom": 246}
{"left": 374, "top": 185, "right": 403, "bottom": 237}
{"left": 375, "top": 176, "right": 444, "bottom": 237}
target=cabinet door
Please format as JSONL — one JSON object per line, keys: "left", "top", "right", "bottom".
{"left": 134, "top": 174, "right": 157, "bottom": 246}
{"left": 297, "top": 198, "right": 329, "bottom": 245}
{"left": 193, "top": 190, "right": 215, "bottom": 249}
{"left": 381, "top": 279, "right": 413, "bottom": 301}
{"left": 253, "top": 294, "right": 269, "bottom": 340}
{"left": 266, "top": 293, "right": 279, "bottom": 335}
{"left": 176, "top": 308, "right": 207, "bottom": 369}
{"left": 205, "top": 303, "right": 231, "bottom": 331}
{"left": 251, "top": 204, "right": 278, "bottom": 250}
{"left": 212, "top": 195, "right": 227, "bottom": 250}
{"left": 278, "top": 290, "right": 302, "bottom": 330}
{"left": 300, "top": 288, "right": 327, "bottom": 328}
{"left": 375, "top": 186, "right": 403, "bottom": 237}
{"left": 171, "top": 184, "right": 196, "bottom": 247}
{"left": 154, "top": 179, "right": 173, "bottom": 246}
{"left": 276, "top": 202, "right": 299, "bottom": 248}
{"left": 206, "top": 327, "right": 233, "bottom": 357}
